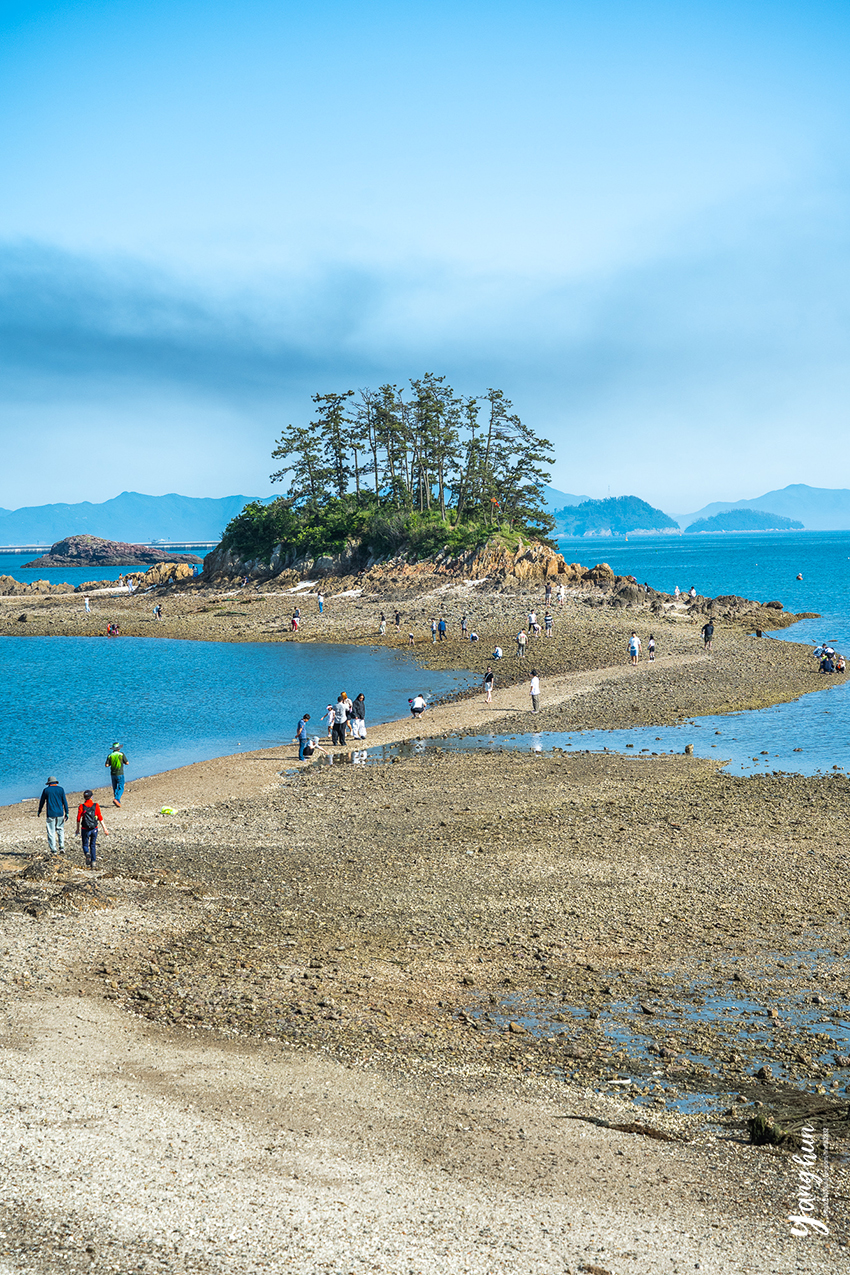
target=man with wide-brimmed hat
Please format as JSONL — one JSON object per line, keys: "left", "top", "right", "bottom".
{"left": 37, "top": 776, "right": 69, "bottom": 854}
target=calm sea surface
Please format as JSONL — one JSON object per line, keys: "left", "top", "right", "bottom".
{"left": 0, "top": 639, "right": 472, "bottom": 806}
{"left": 557, "top": 528, "right": 850, "bottom": 649}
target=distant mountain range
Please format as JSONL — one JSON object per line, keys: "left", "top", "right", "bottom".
{"left": 3, "top": 482, "right": 843, "bottom": 546}
{"left": 677, "top": 484, "right": 850, "bottom": 531}
{"left": 0, "top": 491, "right": 269, "bottom": 545}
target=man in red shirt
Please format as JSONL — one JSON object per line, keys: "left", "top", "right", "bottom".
{"left": 76, "top": 790, "right": 109, "bottom": 868}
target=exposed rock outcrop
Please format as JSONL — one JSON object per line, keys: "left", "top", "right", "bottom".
{"left": 203, "top": 537, "right": 590, "bottom": 587}
{"left": 0, "top": 575, "right": 67, "bottom": 597}
{"left": 23, "top": 536, "right": 202, "bottom": 569}
{"left": 124, "top": 562, "right": 197, "bottom": 588}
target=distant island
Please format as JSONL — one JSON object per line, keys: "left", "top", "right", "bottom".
{"left": 685, "top": 508, "right": 804, "bottom": 534}
{"left": 23, "top": 535, "right": 202, "bottom": 569}
{"left": 676, "top": 483, "right": 850, "bottom": 531}
{"left": 554, "top": 495, "right": 679, "bottom": 537}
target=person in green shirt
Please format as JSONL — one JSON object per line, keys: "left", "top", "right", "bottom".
{"left": 105, "top": 742, "right": 128, "bottom": 806}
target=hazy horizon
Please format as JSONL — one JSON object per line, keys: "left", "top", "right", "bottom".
{"left": 2, "top": 2, "right": 850, "bottom": 510}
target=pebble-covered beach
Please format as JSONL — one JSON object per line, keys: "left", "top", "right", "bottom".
{"left": 0, "top": 574, "right": 847, "bottom": 1272}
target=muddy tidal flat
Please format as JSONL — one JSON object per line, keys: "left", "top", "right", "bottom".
{"left": 0, "top": 578, "right": 848, "bottom": 1273}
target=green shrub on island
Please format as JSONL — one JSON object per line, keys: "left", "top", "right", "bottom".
{"left": 554, "top": 495, "right": 678, "bottom": 537}
{"left": 686, "top": 508, "right": 804, "bottom": 533}
{"left": 222, "top": 376, "right": 556, "bottom": 564}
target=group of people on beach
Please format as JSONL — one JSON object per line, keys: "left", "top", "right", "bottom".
{"left": 288, "top": 577, "right": 727, "bottom": 766}
{"left": 813, "top": 643, "right": 846, "bottom": 674}
{"left": 626, "top": 620, "right": 717, "bottom": 665}
{"left": 36, "top": 743, "right": 127, "bottom": 867}
{"left": 296, "top": 692, "right": 367, "bottom": 759}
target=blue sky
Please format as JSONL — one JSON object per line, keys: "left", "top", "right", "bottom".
{"left": 1, "top": 0, "right": 849, "bottom": 512}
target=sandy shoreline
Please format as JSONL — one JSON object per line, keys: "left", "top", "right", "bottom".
{"left": 1, "top": 583, "right": 847, "bottom": 1273}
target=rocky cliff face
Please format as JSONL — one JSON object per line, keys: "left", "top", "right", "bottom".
{"left": 202, "top": 537, "right": 584, "bottom": 586}
{"left": 23, "top": 536, "right": 202, "bottom": 569}
{"left": 202, "top": 540, "right": 360, "bottom": 582}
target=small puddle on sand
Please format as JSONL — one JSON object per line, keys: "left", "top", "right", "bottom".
{"left": 471, "top": 961, "right": 850, "bottom": 1117}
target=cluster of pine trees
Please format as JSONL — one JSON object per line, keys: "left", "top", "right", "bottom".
{"left": 223, "top": 376, "right": 555, "bottom": 563}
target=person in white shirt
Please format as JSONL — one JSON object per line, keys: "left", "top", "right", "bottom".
{"left": 409, "top": 694, "right": 427, "bottom": 718}
{"left": 628, "top": 632, "right": 641, "bottom": 665}
{"left": 530, "top": 670, "right": 540, "bottom": 713}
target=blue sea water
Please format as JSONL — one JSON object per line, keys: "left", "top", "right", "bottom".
{"left": 557, "top": 528, "right": 850, "bottom": 649}
{"left": 0, "top": 638, "right": 471, "bottom": 806}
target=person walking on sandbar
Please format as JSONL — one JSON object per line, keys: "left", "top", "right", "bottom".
{"left": 297, "top": 713, "right": 312, "bottom": 761}
{"left": 483, "top": 667, "right": 494, "bottom": 703}
{"left": 628, "top": 632, "right": 641, "bottom": 665}
{"left": 351, "top": 693, "right": 366, "bottom": 739}
{"left": 332, "top": 695, "right": 349, "bottom": 746}
{"left": 76, "top": 789, "right": 108, "bottom": 868}
{"left": 38, "top": 776, "right": 69, "bottom": 854}
{"left": 530, "top": 669, "right": 540, "bottom": 714}
{"left": 105, "top": 742, "right": 128, "bottom": 806}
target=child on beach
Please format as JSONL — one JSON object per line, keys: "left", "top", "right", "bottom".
{"left": 648, "top": 634, "right": 656, "bottom": 661}
{"left": 76, "top": 790, "right": 108, "bottom": 868}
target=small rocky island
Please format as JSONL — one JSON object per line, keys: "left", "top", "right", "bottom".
{"left": 22, "top": 535, "right": 202, "bottom": 569}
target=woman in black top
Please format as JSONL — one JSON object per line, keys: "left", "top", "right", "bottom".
{"left": 351, "top": 693, "right": 366, "bottom": 739}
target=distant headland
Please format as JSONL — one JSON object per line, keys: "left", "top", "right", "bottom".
{"left": 22, "top": 535, "right": 202, "bottom": 569}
